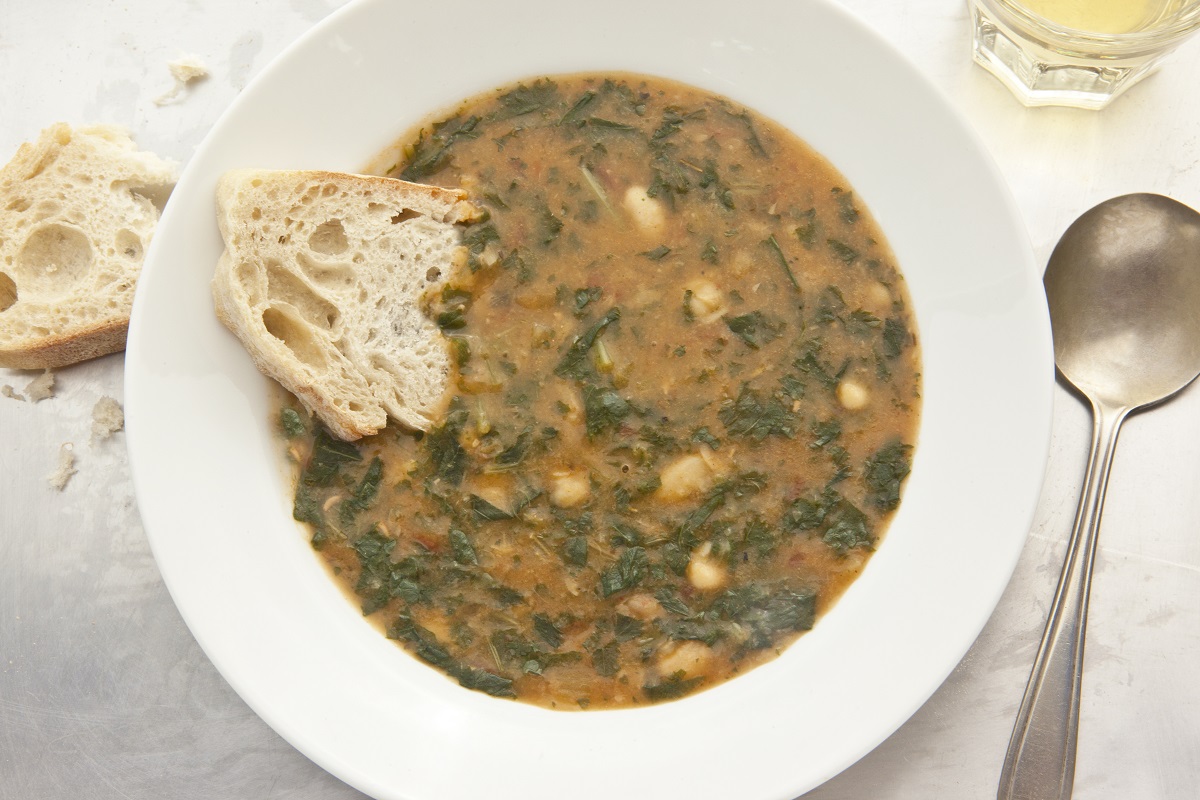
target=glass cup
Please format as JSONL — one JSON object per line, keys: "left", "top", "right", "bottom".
{"left": 968, "top": 0, "right": 1200, "bottom": 109}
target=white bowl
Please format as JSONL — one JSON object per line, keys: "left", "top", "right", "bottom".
{"left": 125, "top": 1, "right": 1053, "bottom": 798}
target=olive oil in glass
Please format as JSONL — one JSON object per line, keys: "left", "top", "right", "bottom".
{"left": 968, "top": 0, "right": 1200, "bottom": 108}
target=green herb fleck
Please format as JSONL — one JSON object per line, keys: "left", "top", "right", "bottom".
{"left": 592, "top": 641, "right": 620, "bottom": 677}
{"left": 644, "top": 673, "right": 705, "bottom": 702}
{"left": 724, "top": 106, "right": 768, "bottom": 157}
{"left": 582, "top": 384, "right": 631, "bottom": 437}
{"left": 573, "top": 286, "right": 602, "bottom": 316}
{"left": 718, "top": 384, "right": 796, "bottom": 440}
{"left": 822, "top": 500, "right": 873, "bottom": 554}
{"left": 448, "top": 336, "right": 471, "bottom": 367}
{"left": 538, "top": 202, "right": 564, "bottom": 244}
{"left": 338, "top": 457, "right": 383, "bottom": 525}
{"left": 400, "top": 115, "right": 481, "bottom": 181}
{"left": 279, "top": 407, "right": 305, "bottom": 438}
{"left": 713, "top": 583, "right": 816, "bottom": 650}
{"left": 389, "top": 616, "right": 516, "bottom": 698}
{"left": 491, "top": 79, "right": 560, "bottom": 120}
{"left": 492, "top": 431, "right": 533, "bottom": 471}
{"left": 832, "top": 187, "right": 860, "bottom": 225}
{"left": 448, "top": 528, "right": 478, "bottom": 566}
{"left": 426, "top": 398, "right": 468, "bottom": 486}
{"left": 302, "top": 427, "right": 362, "bottom": 487}
{"left": 765, "top": 234, "right": 800, "bottom": 292}
{"left": 533, "top": 614, "right": 565, "bottom": 650}
{"left": 814, "top": 286, "right": 846, "bottom": 325}
{"left": 795, "top": 208, "right": 820, "bottom": 249}
{"left": 845, "top": 309, "right": 881, "bottom": 337}
{"left": 827, "top": 239, "right": 860, "bottom": 265}
{"left": 354, "top": 529, "right": 427, "bottom": 614}
{"left": 655, "top": 586, "right": 694, "bottom": 617}
{"left": 560, "top": 90, "right": 596, "bottom": 125}
{"left": 555, "top": 307, "right": 621, "bottom": 379}
{"left": 882, "top": 316, "right": 910, "bottom": 359}
{"left": 470, "top": 495, "right": 514, "bottom": 522}
{"left": 562, "top": 535, "right": 589, "bottom": 568}
{"left": 609, "top": 519, "right": 644, "bottom": 547}
{"left": 810, "top": 419, "right": 843, "bottom": 449}
{"left": 690, "top": 426, "right": 721, "bottom": 450}
{"left": 724, "top": 311, "right": 783, "bottom": 350}
{"left": 863, "top": 439, "right": 912, "bottom": 511}
{"left": 599, "top": 546, "right": 648, "bottom": 597}
{"left": 613, "top": 614, "right": 644, "bottom": 642}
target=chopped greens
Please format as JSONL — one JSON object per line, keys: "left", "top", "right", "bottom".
{"left": 279, "top": 407, "right": 305, "bottom": 438}
{"left": 400, "top": 115, "right": 481, "bottom": 181}
{"left": 598, "top": 546, "right": 648, "bottom": 597}
{"left": 425, "top": 398, "right": 468, "bottom": 486}
{"left": 718, "top": 384, "right": 797, "bottom": 440}
{"left": 492, "top": 79, "right": 561, "bottom": 120}
{"left": 765, "top": 234, "right": 800, "bottom": 291}
{"left": 724, "top": 311, "right": 783, "bottom": 350}
{"left": 863, "top": 439, "right": 913, "bottom": 511}
{"left": 827, "top": 238, "right": 860, "bottom": 265}
{"left": 555, "top": 307, "right": 621, "bottom": 380}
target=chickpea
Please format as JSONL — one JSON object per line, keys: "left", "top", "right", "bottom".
{"left": 683, "top": 279, "right": 725, "bottom": 323}
{"left": 865, "top": 281, "right": 893, "bottom": 316}
{"left": 836, "top": 379, "right": 871, "bottom": 411}
{"left": 622, "top": 185, "right": 665, "bottom": 233}
{"left": 549, "top": 469, "right": 590, "bottom": 508}
{"left": 616, "top": 593, "right": 663, "bottom": 621}
{"left": 686, "top": 281, "right": 720, "bottom": 319}
{"left": 478, "top": 243, "right": 501, "bottom": 269}
{"left": 686, "top": 541, "right": 727, "bottom": 591}
{"left": 656, "top": 640, "right": 713, "bottom": 679}
{"left": 656, "top": 453, "right": 714, "bottom": 502}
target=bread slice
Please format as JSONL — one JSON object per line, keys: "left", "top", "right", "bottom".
{"left": 212, "top": 169, "right": 483, "bottom": 440}
{"left": 0, "top": 124, "right": 177, "bottom": 369}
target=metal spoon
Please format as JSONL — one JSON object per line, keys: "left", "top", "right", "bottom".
{"left": 998, "top": 193, "right": 1200, "bottom": 800}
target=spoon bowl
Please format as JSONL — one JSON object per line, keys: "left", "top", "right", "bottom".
{"left": 1045, "top": 193, "right": 1200, "bottom": 408}
{"left": 1000, "top": 193, "right": 1200, "bottom": 800}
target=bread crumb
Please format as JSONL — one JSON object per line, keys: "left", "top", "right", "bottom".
{"left": 92, "top": 395, "right": 125, "bottom": 441}
{"left": 1, "top": 384, "right": 23, "bottom": 401}
{"left": 24, "top": 370, "right": 55, "bottom": 402}
{"left": 169, "top": 55, "right": 209, "bottom": 82}
{"left": 48, "top": 443, "right": 77, "bottom": 491}
{"left": 154, "top": 54, "right": 210, "bottom": 106}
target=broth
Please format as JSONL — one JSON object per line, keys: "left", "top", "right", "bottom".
{"left": 282, "top": 73, "right": 920, "bottom": 709}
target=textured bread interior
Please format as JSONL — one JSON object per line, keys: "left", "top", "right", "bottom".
{"left": 212, "top": 169, "right": 480, "bottom": 440}
{"left": 0, "top": 123, "right": 177, "bottom": 368}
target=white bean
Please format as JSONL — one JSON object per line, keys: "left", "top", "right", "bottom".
{"left": 684, "top": 279, "right": 725, "bottom": 323}
{"left": 686, "top": 542, "right": 727, "bottom": 591}
{"left": 616, "top": 593, "right": 663, "bottom": 621}
{"left": 656, "top": 453, "right": 714, "bottom": 502}
{"left": 622, "top": 185, "right": 666, "bottom": 233}
{"left": 656, "top": 640, "right": 713, "bottom": 678}
{"left": 549, "top": 469, "right": 590, "bottom": 508}
{"left": 866, "top": 281, "right": 893, "bottom": 315}
{"left": 837, "top": 379, "right": 871, "bottom": 410}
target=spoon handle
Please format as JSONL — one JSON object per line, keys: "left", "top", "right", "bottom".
{"left": 998, "top": 399, "right": 1128, "bottom": 800}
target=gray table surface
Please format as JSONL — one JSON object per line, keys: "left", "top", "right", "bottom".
{"left": 3, "top": 1, "right": 1199, "bottom": 797}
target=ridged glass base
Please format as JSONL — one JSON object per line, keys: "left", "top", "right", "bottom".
{"left": 969, "top": 2, "right": 1170, "bottom": 110}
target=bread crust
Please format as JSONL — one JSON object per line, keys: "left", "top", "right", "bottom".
{"left": 0, "top": 319, "right": 127, "bottom": 370}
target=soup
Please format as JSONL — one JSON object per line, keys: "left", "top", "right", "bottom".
{"left": 281, "top": 73, "right": 920, "bottom": 709}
